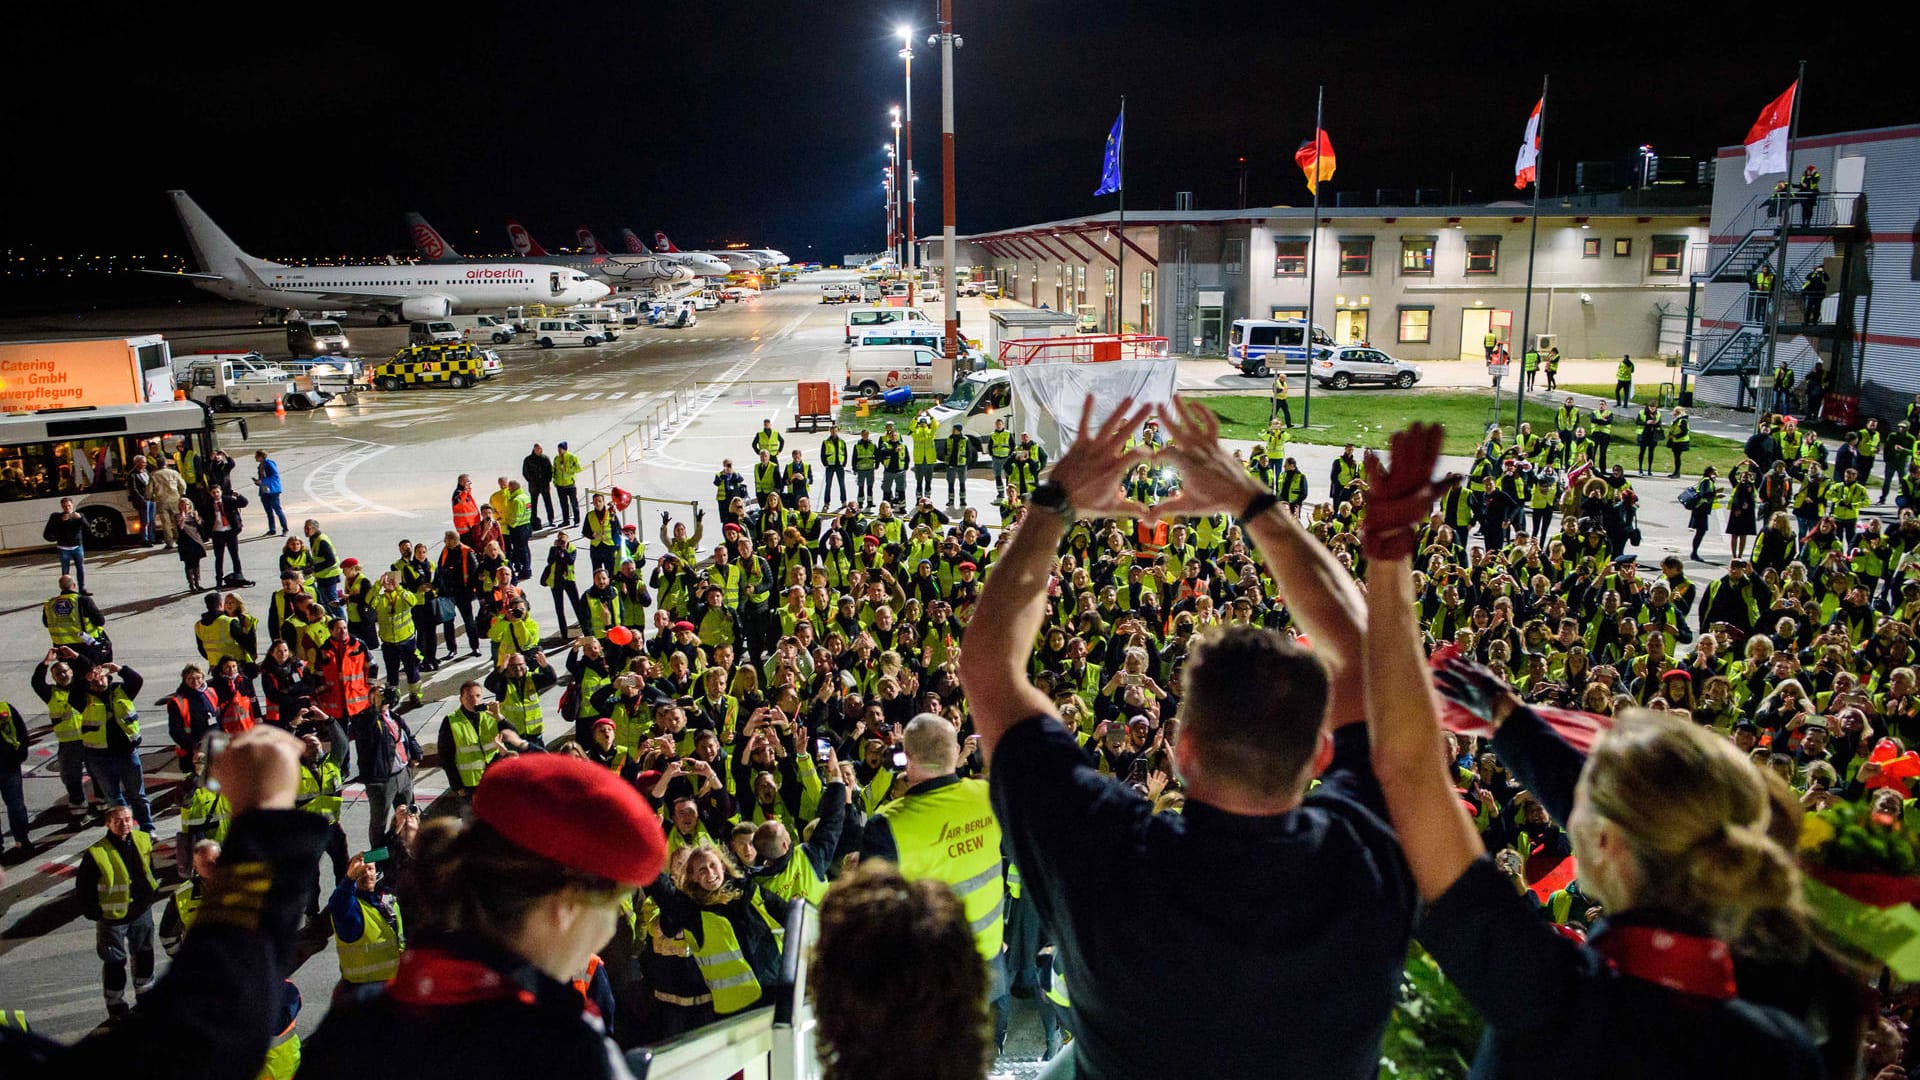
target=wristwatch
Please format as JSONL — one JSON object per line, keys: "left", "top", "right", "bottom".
{"left": 1029, "top": 481, "right": 1074, "bottom": 520}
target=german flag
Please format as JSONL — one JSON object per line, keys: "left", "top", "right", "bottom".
{"left": 1294, "top": 129, "right": 1336, "bottom": 196}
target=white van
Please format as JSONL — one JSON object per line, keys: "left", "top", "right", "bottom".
{"left": 851, "top": 324, "right": 946, "bottom": 350}
{"left": 530, "top": 319, "right": 605, "bottom": 348}
{"left": 925, "top": 369, "right": 1015, "bottom": 438}
{"left": 1228, "top": 319, "right": 1335, "bottom": 375}
{"left": 447, "top": 315, "right": 517, "bottom": 344}
{"left": 845, "top": 344, "right": 955, "bottom": 397}
{"left": 565, "top": 307, "right": 623, "bottom": 340}
{"left": 409, "top": 320, "right": 462, "bottom": 346}
{"left": 843, "top": 306, "right": 932, "bottom": 343}
{"left": 286, "top": 319, "right": 349, "bottom": 357}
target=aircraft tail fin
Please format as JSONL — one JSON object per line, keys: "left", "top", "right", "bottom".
{"left": 654, "top": 231, "right": 681, "bottom": 253}
{"left": 165, "top": 190, "right": 282, "bottom": 275}
{"left": 406, "top": 212, "right": 462, "bottom": 262}
{"left": 506, "top": 218, "right": 549, "bottom": 257}
{"left": 620, "top": 228, "right": 650, "bottom": 254}
{"left": 576, "top": 228, "right": 611, "bottom": 255}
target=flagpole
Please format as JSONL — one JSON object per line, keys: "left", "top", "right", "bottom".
{"left": 1117, "top": 96, "right": 1126, "bottom": 334}
{"left": 1516, "top": 74, "right": 1547, "bottom": 436}
{"left": 1759, "top": 60, "right": 1807, "bottom": 430}
{"left": 1303, "top": 84, "right": 1323, "bottom": 428}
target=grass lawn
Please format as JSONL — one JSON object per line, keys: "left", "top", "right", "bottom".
{"left": 1201, "top": 389, "right": 1753, "bottom": 474}
{"left": 836, "top": 399, "right": 939, "bottom": 434}
{"left": 1561, "top": 382, "right": 1682, "bottom": 407}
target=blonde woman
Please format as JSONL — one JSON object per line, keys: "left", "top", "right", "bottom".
{"left": 1360, "top": 425, "right": 1819, "bottom": 1078}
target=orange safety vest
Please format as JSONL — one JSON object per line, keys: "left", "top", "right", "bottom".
{"left": 452, "top": 488, "right": 481, "bottom": 534}
{"left": 571, "top": 954, "right": 606, "bottom": 1005}
{"left": 1134, "top": 519, "right": 1170, "bottom": 554}
{"left": 167, "top": 687, "right": 220, "bottom": 762}
{"left": 318, "top": 643, "right": 372, "bottom": 720}
{"left": 218, "top": 685, "right": 258, "bottom": 735}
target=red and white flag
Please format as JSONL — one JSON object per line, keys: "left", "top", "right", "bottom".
{"left": 1514, "top": 98, "right": 1543, "bottom": 190}
{"left": 1742, "top": 80, "right": 1797, "bottom": 183}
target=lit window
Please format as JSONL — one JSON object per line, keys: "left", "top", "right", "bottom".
{"left": 1397, "top": 306, "right": 1432, "bottom": 343}
{"left": 1400, "top": 237, "right": 1434, "bottom": 275}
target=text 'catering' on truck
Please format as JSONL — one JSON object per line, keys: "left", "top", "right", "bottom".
{"left": 0, "top": 336, "right": 173, "bottom": 413}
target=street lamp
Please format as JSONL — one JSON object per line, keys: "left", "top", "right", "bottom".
{"left": 929, "top": 5, "right": 962, "bottom": 362}
{"left": 890, "top": 107, "right": 904, "bottom": 268}
{"left": 898, "top": 24, "right": 917, "bottom": 293}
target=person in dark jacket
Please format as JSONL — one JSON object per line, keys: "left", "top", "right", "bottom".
{"left": 191, "top": 483, "right": 249, "bottom": 588}
{"left": 522, "top": 444, "right": 555, "bottom": 531}
{"left": 0, "top": 726, "right": 327, "bottom": 1080}
{"left": 645, "top": 844, "right": 794, "bottom": 1015}
{"left": 77, "top": 804, "right": 162, "bottom": 1016}
{"left": 0, "top": 699, "right": 31, "bottom": 854}
{"left": 42, "top": 497, "right": 91, "bottom": 592}
{"left": 73, "top": 662, "right": 151, "bottom": 831}
{"left": 347, "top": 691, "right": 418, "bottom": 849}
{"left": 299, "top": 754, "right": 668, "bottom": 1080}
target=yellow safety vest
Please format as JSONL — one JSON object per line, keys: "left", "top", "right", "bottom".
{"left": 43, "top": 592, "right": 91, "bottom": 645}
{"left": 87, "top": 830, "right": 158, "bottom": 920}
{"left": 873, "top": 779, "right": 1004, "bottom": 962}
{"left": 553, "top": 451, "right": 582, "bottom": 488}
{"left": 446, "top": 709, "right": 500, "bottom": 787}
{"left": 497, "top": 675, "right": 545, "bottom": 738}
{"left": 260, "top": 1027, "right": 301, "bottom": 1080}
{"left": 181, "top": 785, "right": 231, "bottom": 845}
{"left": 708, "top": 563, "right": 743, "bottom": 608}
{"left": 194, "top": 616, "right": 233, "bottom": 666}
{"left": 0, "top": 1009, "right": 26, "bottom": 1030}
{"left": 371, "top": 590, "right": 417, "bottom": 644}
{"left": 336, "top": 896, "right": 405, "bottom": 984}
{"left": 761, "top": 850, "right": 827, "bottom": 906}
{"left": 296, "top": 760, "right": 344, "bottom": 822}
{"left": 692, "top": 910, "right": 761, "bottom": 1015}
{"left": 46, "top": 686, "right": 81, "bottom": 743}
{"left": 171, "top": 880, "right": 205, "bottom": 935}
{"left": 79, "top": 687, "right": 138, "bottom": 750}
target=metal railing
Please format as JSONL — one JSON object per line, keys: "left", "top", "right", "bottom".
{"left": 586, "top": 381, "right": 699, "bottom": 494}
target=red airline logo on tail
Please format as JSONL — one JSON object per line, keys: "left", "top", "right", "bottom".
{"left": 654, "top": 231, "right": 681, "bottom": 253}
{"left": 412, "top": 222, "right": 447, "bottom": 259}
{"left": 506, "top": 219, "right": 549, "bottom": 257}
{"left": 621, "top": 229, "right": 647, "bottom": 254}
{"left": 576, "top": 228, "right": 610, "bottom": 255}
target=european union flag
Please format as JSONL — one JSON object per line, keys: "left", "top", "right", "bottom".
{"left": 1094, "top": 107, "right": 1124, "bottom": 196}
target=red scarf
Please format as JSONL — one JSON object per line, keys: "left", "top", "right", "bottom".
{"left": 1591, "top": 924, "right": 1737, "bottom": 1000}
{"left": 388, "top": 948, "right": 536, "bottom": 1008}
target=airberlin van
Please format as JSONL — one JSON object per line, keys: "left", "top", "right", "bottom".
{"left": 845, "top": 344, "right": 953, "bottom": 397}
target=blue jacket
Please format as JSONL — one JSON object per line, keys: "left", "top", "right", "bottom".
{"left": 257, "top": 458, "right": 283, "bottom": 496}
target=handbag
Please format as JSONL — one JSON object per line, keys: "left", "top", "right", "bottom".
{"left": 434, "top": 597, "right": 457, "bottom": 624}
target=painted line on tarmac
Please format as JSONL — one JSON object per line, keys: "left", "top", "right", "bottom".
{"left": 302, "top": 439, "right": 419, "bottom": 519}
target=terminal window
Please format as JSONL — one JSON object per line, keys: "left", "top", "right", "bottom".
{"left": 1397, "top": 306, "right": 1432, "bottom": 344}
{"left": 1273, "top": 238, "right": 1309, "bottom": 277}
{"left": 1582, "top": 237, "right": 1602, "bottom": 258}
{"left": 1400, "top": 237, "right": 1435, "bottom": 275}
{"left": 1649, "top": 235, "right": 1687, "bottom": 275}
{"left": 1338, "top": 238, "right": 1372, "bottom": 275}
{"left": 1465, "top": 236, "right": 1499, "bottom": 275}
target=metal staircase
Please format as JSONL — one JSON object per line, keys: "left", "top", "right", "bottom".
{"left": 1685, "top": 190, "right": 1858, "bottom": 381}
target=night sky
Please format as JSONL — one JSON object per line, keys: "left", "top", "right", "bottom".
{"left": 7, "top": 1, "right": 1907, "bottom": 264}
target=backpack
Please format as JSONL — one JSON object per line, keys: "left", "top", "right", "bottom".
{"left": 1678, "top": 485, "right": 1702, "bottom": 511}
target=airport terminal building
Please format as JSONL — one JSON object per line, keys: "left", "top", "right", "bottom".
{"left": 929, "top": 197, "right": 1713, "bottom": 364}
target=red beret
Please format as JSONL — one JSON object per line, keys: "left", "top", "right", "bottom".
{"left": 958, "top": 561, "right": 978, "bottom": 572}
{"left": 592, "top": 717, "right": 616, "bottom": 730}
{"left": 864, "top": 535, "right": 881, "bottom": 547}
{"left": 723, "top": 523, "right": 743, "bottom": 535}
{"left": 673, "top": 620, "right": 697, "bottom": 633}
{"left": 472, "top": 754, "right": 665, "bottom": 886}
{"left": 341, "top": 558, "right": 360, "bottom": 569}
{"left": 1662, "top": 668, "right": 1691, "bottom": 682}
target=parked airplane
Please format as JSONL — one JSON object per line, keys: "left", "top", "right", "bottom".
{"left": 150, "top": 192, "right": 609, "bottom": 323}
{"left": 619, "top": 227, "right": 731, "bottom": 276}
{"left": 404, "top": 213, "right": 691, "bottom": 289}
{"left": 652, "top": 232, "right": 766, "bottom": 272}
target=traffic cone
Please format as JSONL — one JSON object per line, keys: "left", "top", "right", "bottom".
{"left": 274, "top": 396, "right": 286, "bottom": 419}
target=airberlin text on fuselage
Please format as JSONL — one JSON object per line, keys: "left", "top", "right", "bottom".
{"left": 466, "top": 268, "right": 528, "bottom": 279}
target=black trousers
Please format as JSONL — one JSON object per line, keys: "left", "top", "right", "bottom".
{"left": 556, "top": 485, "right": 579, "bottom": 525}
{"left": 528, "top": 485, "right": 555, "bottom": 526}
{"left": 210, "top": 530, "right": 242, "bottom": 582}
{"left": 97, "top": 911, "right": 155, "bottom": 1004}
{"left": 822, "top": 466, "right": 848, "bottom": 505}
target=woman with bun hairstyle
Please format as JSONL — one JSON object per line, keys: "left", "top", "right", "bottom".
{"left": 1359, "top": 423, "right": 1824, "bottom": 1080}
{"left": 299, "top": 754, "right": 666, "bottom": 1079}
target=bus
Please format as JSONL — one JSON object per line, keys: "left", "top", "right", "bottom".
{"left": 0, "top": 400, "right": 226, "bottom": 551}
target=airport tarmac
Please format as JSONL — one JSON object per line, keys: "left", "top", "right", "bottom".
{"left": 0, "top": 274, "right": 1748, "bottom": 1073}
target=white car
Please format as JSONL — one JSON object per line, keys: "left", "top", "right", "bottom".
{"left": 1311, "top": 345, "right": 1424, "bottom": 390}
{"left": 530, "top": 319, "right": 605, "bottom": 348}
{"left": 721, "top": 286, "right": 759, "bottom": 302}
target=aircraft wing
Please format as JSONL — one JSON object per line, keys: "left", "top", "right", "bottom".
{"left": 138, "top": 269, "right": 225, "bottom": 280}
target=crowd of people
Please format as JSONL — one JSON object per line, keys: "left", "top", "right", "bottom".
{"left": 8, "top": 381, "right": 1920, "bottom": 1079}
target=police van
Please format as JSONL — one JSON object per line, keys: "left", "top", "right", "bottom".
{"left": 1227, "top": 319, "right": 1335, "bottom": 376}
{"left": 371, "top": 344, "right": 503, "bottom": 391}
{"left": 850, "top": 324, "right": 945, "bottom": 351}
{"left": 843, "top": 305, "right": 932, "bottom": 343}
